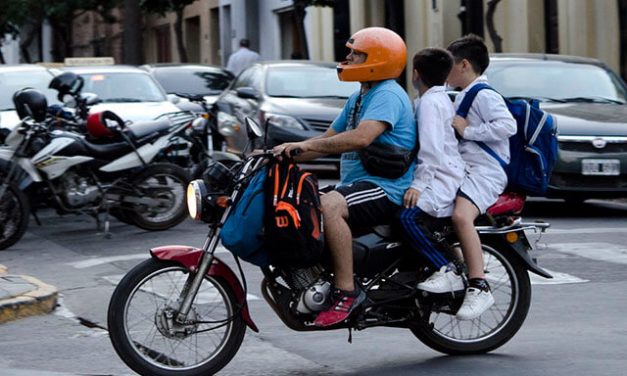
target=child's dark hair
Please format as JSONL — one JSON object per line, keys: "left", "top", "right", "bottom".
{"left": 447, "top": 34, "right": 489, "bottom": 74}
{"left": 412, "top": 48, "right": 453, "bottom": 87}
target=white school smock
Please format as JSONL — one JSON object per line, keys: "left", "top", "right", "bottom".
{"left": 411, "top": 86, "right": 465, "bottom": 218}
{"left": 454, "top": 75, "right": 517, "bottom": 213}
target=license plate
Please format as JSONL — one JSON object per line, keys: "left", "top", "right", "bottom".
{"left": 581, "top": 159, "right": 620, "bottom": 176}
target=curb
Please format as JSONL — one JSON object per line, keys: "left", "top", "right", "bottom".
{"left": 0, "top": 264, "right": 58, "bottom": 324}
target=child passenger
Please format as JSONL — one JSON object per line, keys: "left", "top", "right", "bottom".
{"left": 445, "top": 34, "right": 516, "bottom": 320}
{"left": 398, "top": 48, "right": 466, "bottom": 293}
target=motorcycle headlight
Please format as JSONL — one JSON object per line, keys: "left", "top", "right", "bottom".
{"left": 217, "top": 111, "right": 240, "bottom": 136}
{"left": 265, "top": 113, "right": 304, "bottom": 130}
{"left": 191, "top": 117, "right": 208, "bottom": 131}
{"left": 186, "top": 180, "right": 206, "bottom": 221}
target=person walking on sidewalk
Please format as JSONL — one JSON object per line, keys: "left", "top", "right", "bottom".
{"left": 226, "top": 38, "right": 260, "bottom": 76}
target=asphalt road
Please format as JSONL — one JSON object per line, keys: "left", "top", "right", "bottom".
{"left": 0, "top": 195, "right": 626, "bottom": 376}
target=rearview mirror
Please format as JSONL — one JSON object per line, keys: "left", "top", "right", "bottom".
{"left": 81, "top": 92, "right": 100, "bottom": 106}
{"left": 236, "top": 87, "right": 259, "bottom": 100}
{"left": 245, "top": 117, "right": 263, "bottom": 140}
{"left": 167, "top": 94, "right": 181, "bottom": 104}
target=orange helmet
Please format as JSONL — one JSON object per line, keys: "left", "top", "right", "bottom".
{"left": 337, "top": 27, "right": 407, "bottom": 82}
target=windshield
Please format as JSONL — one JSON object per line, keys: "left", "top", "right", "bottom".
{"left": 0, "top": 70, "right": 58, "bottom": 110}
{"left": 79, "top": 72, "right": 167, "bottom": 102}
{"left": 154, "top": 69, "right": 232, "bottom": 95}
{"left": 266, "top": 66, "right": 359, "bottom": 98}
{"left": 486, "top": 61, "right": 627, "bottom": 103}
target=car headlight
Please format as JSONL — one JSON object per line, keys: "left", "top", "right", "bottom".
{"left": 217, "top": 111, "right": 240, "bottom": 136}
{"left": 265, "top": 113, "right": 305, "bottom": 130}
{"left": 187, "top": 180, "right": 206, "bottom": 221}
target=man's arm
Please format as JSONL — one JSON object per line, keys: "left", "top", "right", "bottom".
{"left": 273, "top": 120, "right": 387, "bottom": 161}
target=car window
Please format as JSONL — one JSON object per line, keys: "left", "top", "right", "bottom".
{"left": 153, "top": 69, "right": 232, "bottom": 95}
{"left": 487, "top": 62, "right": 627, "bottom": 102}
{"left": 78, "top": 72, "right": 167, "bottom": 102}
{"left": 0, "top": 70, "right": 58, "bottom": 110}
{"left": 265, "top": 66, "right": 359, "bottom": 98}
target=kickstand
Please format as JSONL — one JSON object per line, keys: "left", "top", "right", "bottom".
{"left": 95, "top": 211, "right": 112, "bottom": 239}
{"left": 31, "top": 211, "right": 42, "bottom": 226}
{"left": 347, "top": 328, "right": 352, "bottom": 344}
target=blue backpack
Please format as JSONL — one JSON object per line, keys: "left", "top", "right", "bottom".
{"left": 457, "top": 83, "right": 558, "bottom": 196}
{"left": 220, "top": 166, "right": 269, "bottom": 266}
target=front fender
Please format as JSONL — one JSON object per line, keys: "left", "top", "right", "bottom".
{"left": 150, "top": 245, "right": 259, "bottom": 332}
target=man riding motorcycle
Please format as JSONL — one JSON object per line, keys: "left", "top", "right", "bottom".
{"left": 273, "top": 27, "right": 417, "bottom": 327}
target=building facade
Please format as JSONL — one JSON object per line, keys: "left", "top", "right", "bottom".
{"left": 63, "top": 0, "right": 624, "bottom": 89}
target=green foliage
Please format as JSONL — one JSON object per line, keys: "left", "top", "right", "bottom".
{"left": 140, "top": 0, "right": 196, "bottom": 16}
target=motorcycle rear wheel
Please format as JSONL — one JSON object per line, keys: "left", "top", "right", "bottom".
{"left": 107, "top": 258, "right": 246, "bottom": 376}
{"left": 126, "top": 164, "right": 189, "bottom": 231}
{"left": 411, "top": 240, "right": 531, "bottom": 354}
{"left": 0, "top": 183, "right": 30, "bottom": 250}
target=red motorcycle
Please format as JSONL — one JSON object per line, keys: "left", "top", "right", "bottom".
{"left": 107, "top": 118, "right": 552, "bottom": 376}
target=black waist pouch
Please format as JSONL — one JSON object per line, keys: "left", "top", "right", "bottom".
{"left": 358, "top": 142, "right": 418, "bottom": 179}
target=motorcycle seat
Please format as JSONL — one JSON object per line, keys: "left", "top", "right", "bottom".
{"left": 486, "top": 192, "right": 526, "bottom": 216}
{"left": 81, "top": 139, "right": 134, "bottom": 160}
{"left": 126, "top": 119, "right": 171, "bottom": 140}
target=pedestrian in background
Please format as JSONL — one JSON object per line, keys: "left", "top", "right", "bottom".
{"left": 226, "top": 38, "right": 260, "bottom": 76}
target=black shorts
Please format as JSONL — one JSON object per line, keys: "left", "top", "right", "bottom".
{"left": 334, "top": 181, "right": 399, "bottom": 231}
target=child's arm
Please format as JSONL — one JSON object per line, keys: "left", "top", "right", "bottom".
{"left": 460, "top": 90, "right": 516, "bottom": 142}
{"left": 411, "top": 98, "right": 446, "bottom": 194}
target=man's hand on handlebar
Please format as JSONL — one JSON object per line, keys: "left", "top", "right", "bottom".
{"left": 272, "top": 142, "right": 308, "bottom": 160}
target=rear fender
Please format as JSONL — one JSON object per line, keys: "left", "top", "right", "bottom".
{"left": 150, "top": 245, "right": 259, "bottom": 332}
{"left": 482, "top": 233, "right": 553, "bottom": 279}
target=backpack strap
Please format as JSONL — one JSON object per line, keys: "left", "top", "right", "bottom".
{"left": 456, "top": 82, "right": 508, "bottom": 169}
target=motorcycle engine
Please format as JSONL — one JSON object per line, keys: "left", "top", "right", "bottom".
{"left": 60, "top": 173, "right": 102, "bottom": 208}
{"left": 288, "top": 267, "right": 333, "bottom": 314}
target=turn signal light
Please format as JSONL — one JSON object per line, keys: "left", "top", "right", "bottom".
{"left": 505, "top": 232, "right": 519, "bottom": 243}
{"left": 216, "top": 196, "right": 230, "bottom": 208}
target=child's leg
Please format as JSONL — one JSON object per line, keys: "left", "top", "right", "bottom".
{"left": 451, "top": 196, "right": 483, "bottom": 279}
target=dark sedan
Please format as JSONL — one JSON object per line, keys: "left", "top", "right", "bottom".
{"left": 141, "top": 63, "right": 235, "bottom": 111}
{"left": 486, "top": 54, "right": 627, "bottom": 200}
{"left": 214, "top": 61, "right": 359, "bottom": 162}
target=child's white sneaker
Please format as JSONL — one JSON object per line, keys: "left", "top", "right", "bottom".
{"left": 417, "top": 265, "right": 465, "bottom": 294}
{"left": 456, "top": 287, "right": 495, "bottom": 320}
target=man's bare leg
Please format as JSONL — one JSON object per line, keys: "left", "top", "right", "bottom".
{"left": 320, "top": 191, "right": 354, "bottom": 291}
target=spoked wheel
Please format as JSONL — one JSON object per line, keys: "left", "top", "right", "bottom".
{"left": 412, "top": 240, "right": 531, "bottom": 354}
{"left": 0, "top": 183, "right": 30, "bottom": 250}
{"left": 126, "top": 164, "right": 189, "bottom": 231}
{"left": 108, "top": 258, "right": 246, "bottom": 376}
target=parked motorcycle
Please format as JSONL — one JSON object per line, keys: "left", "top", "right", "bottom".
{"left": 107, "top": 118, "right": 552, "bottom": 376}
{"left": 0, "top": 88, "right": 190, "bottom": 250}
{"left": 48, "top": 72, "right": 241, "bottom": 179}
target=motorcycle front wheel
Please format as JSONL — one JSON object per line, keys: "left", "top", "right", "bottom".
{"left": 411, "top": 239, "right": 531, "bottom": 354}
{"left": 107, "top": 258, "right": 246, "bottom": 376}
{"left": 0, "top": 183, "right": 30, "bottom": 250}
{"left": 125, "top": 163, "right": 189, "bottom": 231}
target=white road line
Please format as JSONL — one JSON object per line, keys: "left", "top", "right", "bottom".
{"left": 543, "top": 227, "right": 627, "bottom": 235}
{"left": 529, "top": 269, "right": 588, "bottom": 285}
{"left": 549, "top": 242, "right": 627, "bottom": 265}
{"left": 68, "top": 247, "right": 229, "bottom": 269}
{"left": 102, "top": 275, "right": 260, "bottom": 301}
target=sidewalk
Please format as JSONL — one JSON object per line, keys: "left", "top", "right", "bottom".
{"left": 0, "top": 264, "right": 58, "bottom": 324}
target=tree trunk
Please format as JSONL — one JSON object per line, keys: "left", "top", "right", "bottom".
{"left": 19, "top": 26, "right": 38, "bottom": 63}
{"left": 0, "top": 49, "right": 5, "bottom": 64}
{"left": 174, "top": 8, "right": 188, "bottom": 63}
{"left": 486, "top": 0, "right": 503, "bottom": 52}
{"left": 123, "top": 0, "right": 143, "bottom": 64}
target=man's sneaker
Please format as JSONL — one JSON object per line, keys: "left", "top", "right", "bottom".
{"left": 417, "top": 265, "right": 465, "bottom": 294}
{"left": 456, "top": 287, "right": 495, "bottom": 320}
{"left": 314, "top": 288, "right": 366, "bottom": 327}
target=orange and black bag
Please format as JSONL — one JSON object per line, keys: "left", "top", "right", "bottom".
{"left": 264, "top": 159, "right": 324, "bottom": 268}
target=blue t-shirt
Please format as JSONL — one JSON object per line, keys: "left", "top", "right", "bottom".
{"left": 331, "top": 79, "right": 417, "bottom": 205}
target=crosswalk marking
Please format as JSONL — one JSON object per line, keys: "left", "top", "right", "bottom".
{"left": 529, "top": 269, "right": 588, "bottom": 285}
{"left": 549, "top": 242, "right": 627, "bottom": 265}
{"left": 102, "top": 274, "right": 260, "bottom": 301}
{"left": 543, "top": 227, "right": 627, "bottom": 235}
{"left": 68, "top": 247, "right": 229, "bottom": 269}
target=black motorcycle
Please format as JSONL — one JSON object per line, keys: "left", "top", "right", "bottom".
{"left": 107, "top": 118, "right": 552, "bottom": 376}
